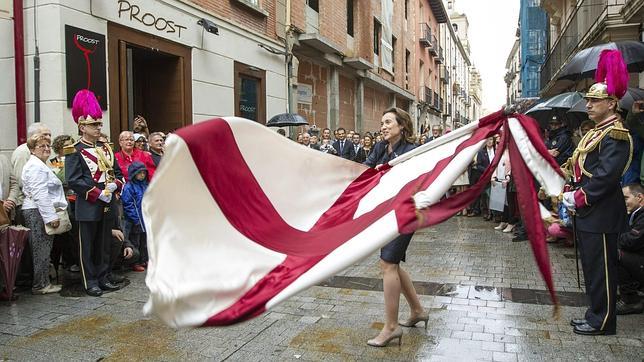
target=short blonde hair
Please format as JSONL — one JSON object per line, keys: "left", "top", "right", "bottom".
{"left": 26, "top": 134, "right": 51, "bottom": 151}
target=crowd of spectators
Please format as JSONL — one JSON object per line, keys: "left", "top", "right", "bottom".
{"left": 0, "top": 116, "right": 164, "bottom": 296}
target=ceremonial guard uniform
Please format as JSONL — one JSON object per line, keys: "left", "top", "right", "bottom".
{"left": 65, "top": 90, "right": 124, "bottom": 296}
{"left": 563, "top": 50, "right": 633, "bottom": 335}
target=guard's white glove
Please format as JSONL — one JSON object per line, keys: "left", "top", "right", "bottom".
{"left": 98, "top": 192, "right": 112, "bottom": 204}
{"left": 105, "top": 182, "right": 118, "bottom": 193}
{"left": 562, "top": 191, "right": 576, "bottom": 211}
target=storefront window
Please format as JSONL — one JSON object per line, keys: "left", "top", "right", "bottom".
{"left": 234, "top": 62, "right": 266, "bottom": 124}
{"left": 239, "top": 76, "right": 259, "bottom": 121}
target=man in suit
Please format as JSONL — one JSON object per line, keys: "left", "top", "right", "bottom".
{"left": 616, "top": 183, "right": 644, "bottom": 315}
{"left": 562, "top": 75, "right": 633, "bottom": 335}
{"left": 332, "top": 128, "right": 351, "bottom": 159}
{"left": 65, "top": 90, "right": 125, "bottom": 297}
{"left": 302, "top": 133, "right": 319, "bottom": 150}
{"left": 348, "top": 133, "right": 367, "bottom": 163}
{"left": 546, "top": 117, "right": 574, "bottom": 166}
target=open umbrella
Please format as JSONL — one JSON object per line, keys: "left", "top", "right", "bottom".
{"left": 266, "top": 113, "right": 308, "bottom": 127}
{"left": 568, "top": 87, "right": 644, "bottom": 118}
{"left": 0, "top": 225, "right": 30, "bottom": 301}
{"left": 542, "top": 91, "right": 584, "bottom": 109}
{"left": 557, "top": 41, "right": 644, "bottom": 81}
{"left": 525, "top": 101, "right": 555, "bottom": 126}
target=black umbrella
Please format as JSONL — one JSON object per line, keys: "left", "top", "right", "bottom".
{"left": 266, "top": 113, "right": 308, "bottom": 127}
{"left": 568, "top": 87, "right": 644, "bottom": 117}
{"left": 557, "top": 41, "right": 644, "bottom": 81}
{"left": 542, "top": 91, "right": 584, "bottom": 109}
{"left": 525, "top": 101, "right": 555, "bottom": 126}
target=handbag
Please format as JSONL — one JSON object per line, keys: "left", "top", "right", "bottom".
{"left": 44, "top": 208, "right": 72, "bottom": 235}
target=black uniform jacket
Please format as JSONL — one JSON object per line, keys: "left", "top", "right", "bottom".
{"left": 574, "top": 119, "right": 632, "bottom": 234}
{"left": 619, "top": 208, "right": 644, "bottom": 255}
{"left": 65, "top": 140, "right": 124, "bottom": 222}
{"left": 547, "top": 127, "right": 574, "bottom": 166}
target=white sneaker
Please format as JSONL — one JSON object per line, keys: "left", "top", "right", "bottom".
{"left": 494, "top": 222, "right": 508, "bottom": 230}
{"left": 32, "top": 284, "right": 62, "bottom": 295}
{"left": 503, "top": 224, "right": 515, "bottom": 233}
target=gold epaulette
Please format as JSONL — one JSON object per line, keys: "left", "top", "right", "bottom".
{"left": 609, "top": 124, "right": 631, "bottom": 141}
{"left": 63, "top": 143, "right": 77, "bottom": 155}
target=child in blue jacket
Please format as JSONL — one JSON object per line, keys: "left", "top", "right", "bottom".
{"left": 121, "top": 161, "right": 149, "bottom": 271}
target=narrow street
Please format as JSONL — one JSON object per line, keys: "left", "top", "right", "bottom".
{"left": 2, "top": 217, "right": 642, "bottom": 361}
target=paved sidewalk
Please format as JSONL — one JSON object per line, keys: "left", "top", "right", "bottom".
{"left": 1, "top": 217, "right": 643, "bottom": 361}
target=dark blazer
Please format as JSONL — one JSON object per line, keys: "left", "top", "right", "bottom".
{"left": 364, "top": 140, "right": 416, "bottom": 168}
{"left": 65, "top": 140, "right": 124, "bottom": 222}
{"left": 469, "top": 147, "right": 493, "bottom": 183}
{"left": 348, "top": 143, "right": 367, "bottom": 163}
{"left": 575, "top": 125, "right": 631, "bottom": 234}
{"left": 332, "top": 140, "right": 351, "bottom": 159}
{"left": 546, "top": 127, "right": 574, "bottom": 166}
{"left": 619, "top": 208, "right": 644, "bottom": 254}
{"left": 305, "top": 143, "right": 320, "bottom": 151}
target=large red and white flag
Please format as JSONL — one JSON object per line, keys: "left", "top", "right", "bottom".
{"left": 142, "top": 110, "right": 565, "bottom": 328}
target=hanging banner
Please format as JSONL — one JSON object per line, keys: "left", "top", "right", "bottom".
{"left": 380, "top": 0, "right": 394, "bottom": 74}
{"left": 65, "top": 25, "right": 108, "bottom": 110}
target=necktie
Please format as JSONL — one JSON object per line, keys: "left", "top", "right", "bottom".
{"left": 340, "top": 141, "right": 344, "bottom": 153}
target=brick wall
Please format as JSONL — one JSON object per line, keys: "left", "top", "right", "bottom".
{"left": 297, "top": 59, "right": 328, "bottom": 128}
{"left": 363, "top": 86, "right": 390, "bottom": 134}
{"left": 188, "top": 0, "right": 278, "bottom": 40}
{"left": 338, "top": 75, "right": 355, "bottom": 131}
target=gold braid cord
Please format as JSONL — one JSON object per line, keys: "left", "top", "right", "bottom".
{"left": 95, "top": 143, "right": 115, "bottom": 184}
{"left": 570, "top": 127, "right": 612, "bottom": 178}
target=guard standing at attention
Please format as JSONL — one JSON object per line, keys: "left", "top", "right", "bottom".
{"left": 65, "top": 90, "right": 125, "bottom": 297}
{"left": 562, "top": 50, "right": 633, "bottom": 335}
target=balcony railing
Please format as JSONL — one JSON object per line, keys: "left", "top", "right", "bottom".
{"left": 424, "top": 86, "right": 432, "bottom": 104}
{"left": 432, "top": 91, "right": 440, "bottom": 111}
{"left": 435, "top": 46, "right": 444, "bottom": 64}
{"left": 428, "top": 35, "right": 438, "bottom": 56}
{"left": 440, "top": 65, "right": 450, "bottom": 84}
{"left": 540, "top": 0, "right": 608, "bottom": 91}
{"left": 419, "top": 23, "right": 432, "bottom": 48}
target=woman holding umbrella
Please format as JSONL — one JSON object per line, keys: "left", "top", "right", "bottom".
{"left": 21, "top": 134, "right": 67, "bottom": 294}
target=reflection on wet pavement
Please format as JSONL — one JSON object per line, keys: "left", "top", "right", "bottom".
{"left": 0, "top": 217, "right": 641, "bottom": 361}
{"left": 319, "top": 275, "right": 587, "bottom": 306}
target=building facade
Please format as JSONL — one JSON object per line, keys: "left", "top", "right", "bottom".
{"left": 1, "top": 0, "right": 296, "bottom": 152}
{"left": 519, "top": 0, "right": 548, "bottom": 98}
{"left": 1, "top": 0, "right": 482, "bottom": 152}
{"left": 540, "top": 0, "right": 644, "bottom": 96}
{"left": 505, "top": 38, "right": 522, "bottom": 105}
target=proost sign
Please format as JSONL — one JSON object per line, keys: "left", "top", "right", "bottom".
{"left": 91, "top": 0, "right": 200, "bottom": 47}
{"left": 65, "top": 25, "right": 108, "bottom": 109}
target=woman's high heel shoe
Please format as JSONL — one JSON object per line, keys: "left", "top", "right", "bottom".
{"left": 367, "top": 327, "right": 403, "bottom": 347}
{"left": 399, "top": 314, "right": 429, "bottom": 329}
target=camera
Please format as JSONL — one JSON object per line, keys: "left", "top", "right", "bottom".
{"left": 198, "top": 18, "right": 219, "bottom": 35}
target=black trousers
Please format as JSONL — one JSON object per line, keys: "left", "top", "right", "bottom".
{"left": 577, "top": 231, "right": 618, "bottom": 334}
{"left": 617, "top": 250, "right": 644, "bottom": 304}
{"left": 78, "top": 218, "right": 113, "bottom": 289}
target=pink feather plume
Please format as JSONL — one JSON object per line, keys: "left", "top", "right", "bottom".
{"left": 594, "top": 49, "right": 629, "bottom": 99}
{"left": 71, "top": 89, "right": 102, "bottom": 123}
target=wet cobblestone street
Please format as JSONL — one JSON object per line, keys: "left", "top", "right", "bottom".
{"left": 1, "top": 216, "right": 643, "bottom": 361}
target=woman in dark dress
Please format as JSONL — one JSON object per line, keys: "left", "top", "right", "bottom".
{"left": 364, "top": 107, "right": 428, "bottom": 347}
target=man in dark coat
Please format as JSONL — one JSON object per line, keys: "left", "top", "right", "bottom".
{"left": 562, "top": 79, "right": 633, "bottom": 336}
{"left": 348, "top": 133, "right": 367, "bottom": 163}
{"left": 332, "top": 128, "right": 351, "bottom": 159}
{"left": 616, "top": 184, "right": 644, "bottom": 315}
{"left": 546, "top": 117, "right": 574, "bottom": 166}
